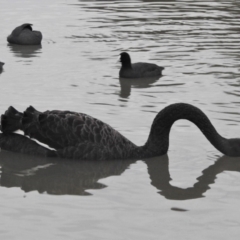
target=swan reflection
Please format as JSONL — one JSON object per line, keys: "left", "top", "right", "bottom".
{"left": 0, "top": 151, "right": 239, "bottom": 200}
{"left": 146, "top": 155, "right": 240, "bottom": 200}
{"left": 0, "top": 151, "right": 135, "bottom": 195}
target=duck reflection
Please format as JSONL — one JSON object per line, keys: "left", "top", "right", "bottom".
{"left": 8, "top": 44, "right": 42, "bottom": 59}
{"left": 119, "top": 76, "right": 160, "bottom": 98}
{"left": 1, "top": 151, "right": 240, "bottom": 200}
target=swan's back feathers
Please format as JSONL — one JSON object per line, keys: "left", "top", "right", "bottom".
{"left": 0, "top": 106, "right": 23, "bottom": 133}
{"left": 1, "top": 107, "right": 137, "bottom": 160}
{"left": 33, "top": 110, "right": 134, "bottom": 149}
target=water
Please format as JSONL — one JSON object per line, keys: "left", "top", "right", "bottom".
{"left": 0, "top": 0, "right": 240, "bottom": 239}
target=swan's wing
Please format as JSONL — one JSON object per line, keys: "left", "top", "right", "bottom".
{"left": 0, "top": 133, "right": 56, "bottom": 157}
{"left": 11, "top": 23, "right": 33, "bottom": 36}
{"left": 0, "top": 132, "right": 126, "bottom": 160}
{"left": 1, "top": 106, "right": 137, "bottom": 160}
{"left": 56, "top": 141, "right": 133, "bottom": 160}
{"left": 22, "top": 109, "right": 135, "bottom": 152}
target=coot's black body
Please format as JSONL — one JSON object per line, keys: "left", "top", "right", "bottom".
{"left": 119, "top": 52, "right": 164, "bottom": 78}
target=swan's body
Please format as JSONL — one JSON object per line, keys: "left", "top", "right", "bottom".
{"left": 7, "top": 24, "right": 42, "bottom": 45}
{"left": 1, "top": 103, "right": 240, "bottom": 160}
{"left": 119, "top": 52, "right": 164, "bottom": 78}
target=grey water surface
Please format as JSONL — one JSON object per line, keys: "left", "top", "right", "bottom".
{"left": 0, "top": 0, "right": 240, "bottom": 239}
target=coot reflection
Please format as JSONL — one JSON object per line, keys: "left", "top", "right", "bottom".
{"left": 119, "top": 76, "right": 160, "bottom": 98}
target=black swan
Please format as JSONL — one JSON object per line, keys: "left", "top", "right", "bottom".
{"left": 7, "top": 23, "right": 42, "bottom": 45}
{"left": 119, "top": 52, "right": 164, "bottom": 78}
{"left": 0, "top": 103, "right": 240, "bottom": 160}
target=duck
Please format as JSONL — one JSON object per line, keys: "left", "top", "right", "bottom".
{"left": 0, "top": 103, "right": 240, "bottom": 160}
{"left": 119, "top": 52, "right": 164, "bottom": 78}
{"left": 7, "top": 23, "right": 42, "bottom": 45}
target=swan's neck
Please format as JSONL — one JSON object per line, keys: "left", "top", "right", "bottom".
{"left": 139, "top": 103, "right": 238, "bottom": 158}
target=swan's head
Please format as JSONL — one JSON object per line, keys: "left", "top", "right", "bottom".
{"left": 120, "top": 52, "right": 131, "bottom": 66}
